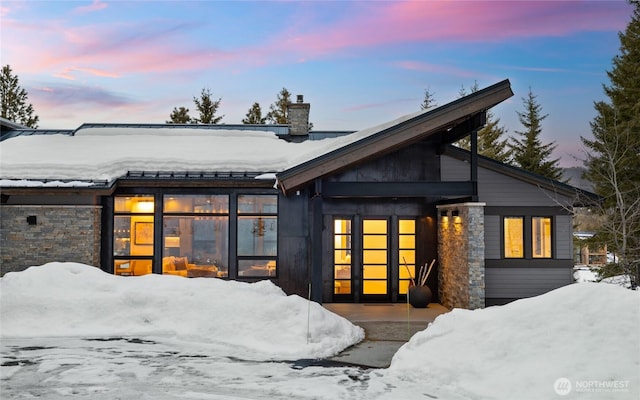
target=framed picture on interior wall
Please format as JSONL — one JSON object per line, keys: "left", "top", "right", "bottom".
{"left": 134, "top": 222, "right": 153, "bottom": 245}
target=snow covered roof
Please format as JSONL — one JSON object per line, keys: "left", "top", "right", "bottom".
{"left": 0, "top": 80, "right": 513, "bottom": 191}
{"left": 277, "top": 79, "right": 514, "bottom": 194}
{"left": 0, "top": 110, "right": 432, "bottom": 189}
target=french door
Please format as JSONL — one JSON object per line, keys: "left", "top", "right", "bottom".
{"left": 333, "top": 217, "right": 416, "bottom": 302}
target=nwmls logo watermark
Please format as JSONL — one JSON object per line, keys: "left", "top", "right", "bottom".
{"left": 554, "top": 377, "right": 630, "bottom": 396}
{"left": 554, "top": 378, "right": 572, "bottom": 396}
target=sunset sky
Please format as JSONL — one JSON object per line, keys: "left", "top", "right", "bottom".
{"left": 1, "top": 0, "right": 633, "bottom": 166}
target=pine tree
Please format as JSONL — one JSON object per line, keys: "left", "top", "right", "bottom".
{"left": 510, "top": 87, "right": 562, "bottom": 180}
{"left": 242, "top": 102, "right": 266, "bottom": 124}
{"left": 477, "top": 111, "right": 511, "bottom": 163}
{"left": 266, "top": 88, "right": 291, "bottom": 124}
{"left": 420, "top": 88, "right": 437, "bottom": 111}
{"left": 167, "top": 106, "right": 191, "bottom": 124}
{"left": 193, "top": 88, "right": 223, "bottom": 124}
{"left": 0, "top": 65, "right": 39, "bottom": 128}
{"left": 581, "top": 1, "right": 640, "bottom": 287}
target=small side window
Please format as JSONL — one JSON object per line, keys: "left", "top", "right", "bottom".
{"left": 532, "top": 217, "right": 552, "bottom": 258}
{"left": 504, "top": 217, "right": 524, "bottom": 258}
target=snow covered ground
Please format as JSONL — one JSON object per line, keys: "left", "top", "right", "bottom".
{"left": 1, "top": 262, "right": 639, "bottom": 399}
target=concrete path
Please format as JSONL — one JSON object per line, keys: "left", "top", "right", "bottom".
{"left": 324, "top": 303, "right": 449, "bottom": 368}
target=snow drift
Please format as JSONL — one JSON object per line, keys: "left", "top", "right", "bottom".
{"left": 0, "top": 262, "right": 364, "bottom": 360}
{"left": 384, "top": 283, "right": 640, "bottom": 399}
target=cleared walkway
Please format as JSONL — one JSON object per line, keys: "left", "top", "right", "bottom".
{"left": 324, "top": 303, "right": 449, "bottom": 368}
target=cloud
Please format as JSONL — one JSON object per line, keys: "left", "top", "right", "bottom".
{"left": 54, "top": 67, "right": 120, "bottom": 80}
{"left": 1, "top": 1, "right": 631, "bottom": 95}
{"left": 392, "top": 60, "right": 482, "bottom": 78}
{"left": 73, "top": 0, "right": 107, "bottom": 15}
{"left": 264, "top": 1, "right": 632, "bottom": 59}
{"left": 2, "top": 17, "right": 228, "bottom": 78}
{"left": 30, "top": 82, "right": 136, "bottom": 108}
{"left": 343, "top": 98, "right": 416, "bottom": 113}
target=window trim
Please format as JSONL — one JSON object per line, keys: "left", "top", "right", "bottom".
{"left": 501, "top": 215, "right": 554, "bottom": 261}
{"left": 503, "top": 216, "right": 524, "bottom": 259}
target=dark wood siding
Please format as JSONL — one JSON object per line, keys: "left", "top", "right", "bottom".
{"left": 276, "top": 190, "right": 310, "bottom": 297}
{"left": 327, "top": 139, "right": 441, "bottom": 183}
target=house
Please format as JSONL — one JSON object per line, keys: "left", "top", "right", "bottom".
{"left": 0, "top": 80, "right": 598, "bottom": 309}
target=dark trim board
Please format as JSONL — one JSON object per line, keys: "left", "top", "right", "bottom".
{"left": 484, "top": 206, "right": 571, "bottom": 216}
{"left": 485, "top": 298, "right": 520, "bottom": 307}
{"left": 322, "top": 181, "right": 474, "bottom": 198}
{"left": 485, "top": 259, "right": 574, "bottom": 268}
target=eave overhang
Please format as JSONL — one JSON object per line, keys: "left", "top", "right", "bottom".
{"left": 276, "top": 79, "right": 513, "bottom": 195}
{"left": 0, "top": 171, "right": 277, "bottom": 196}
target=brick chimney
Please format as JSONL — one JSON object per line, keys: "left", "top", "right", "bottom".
{"left": 287, "top": 95, "right": 310, "bottom": 136}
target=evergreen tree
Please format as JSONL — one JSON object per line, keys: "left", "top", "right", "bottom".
{"left": 477, "top": 111, "right": 511, "bottom": 163}
{"left": 581, "top": 1, "right": 640, "bottom": 287}
{"left": 266, "top": 88, "right": 291, "bottom": 124}
{"left": 510, "top": 87, "right": 562, "bottom": 180}
{"left": 242, "top": 102, "right": 266, "bottom": 124}
{"left": 420, "top": 88, "right": 437, "bottom": 111}
{"left": 0, "top": 65, "right": 39, "bottom": 128}
{"left": 167, "top": 106, "right": 191, "bottom": 124}
{"left": 193, "top": 88, "right": 223, "bottom": 124}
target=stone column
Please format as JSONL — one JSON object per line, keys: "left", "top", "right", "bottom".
{"left": 437, "top": 203, "right": 485, "bottom": 309}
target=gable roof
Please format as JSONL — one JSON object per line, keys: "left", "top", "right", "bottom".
{"left": 276, "top": 79, "right": 513, "bottom": 195}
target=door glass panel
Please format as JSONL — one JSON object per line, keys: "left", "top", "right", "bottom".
{"left": 399, "top": 219, "right": 416, "bottom": 294}
{"left": 399, "top": 249, "right": 415, "bottom": 264}
{"left": 399, "top": 219, "right": 415, "bottom": 234}
{"left": 363, "top": 235, "right": 387, "bottom": 249}
{"left": 333, "top": 219, "right": 352, "bottom": 295}
{"left": 363, "top": 250, "right": 387, "bottom": 264}
{"left": 363, "top": 280, "right": 387, "bottom": 295}
{"left": 362, "top": 219, "right": 388, "bottom": 296}
{"left": 363, "top": 265, "right": 387, "bottom": 279}
{"left": 363, "top": 219, "right": 387, "bottom": 233}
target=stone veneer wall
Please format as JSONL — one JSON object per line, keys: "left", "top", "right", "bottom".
{"left": 0, "top": 205, "right": 102, "bottom": 274}
{"left": 437, "top": 203, "right": 486, "bottom": 309}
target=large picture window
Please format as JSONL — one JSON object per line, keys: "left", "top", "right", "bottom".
{"left": 163, "top": 195, "right": 229, "bottom": 278}
{"left": 237, "top": 195, "right": 278, "bottom": 277}
{"left": 112, "top": 192, "right": 278, "bottom": 280}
